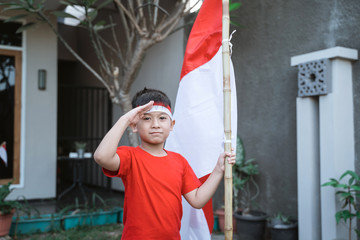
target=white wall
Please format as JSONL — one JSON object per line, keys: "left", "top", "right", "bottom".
{"left": 8, "top": 19, "right": 58, "bottom": 200}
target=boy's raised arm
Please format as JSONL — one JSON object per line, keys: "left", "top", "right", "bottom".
{"left": 94, "top": 101, "right": 154, "bottom": 171}
{"left": 183, "top": 151, "right": 235, "bottom": 209}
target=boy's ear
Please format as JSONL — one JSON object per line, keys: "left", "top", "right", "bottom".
{"left": 130, "top": 123, "right": 138, "bottom": 133}
{"left": 170, "top": 120, "right": 175, "bottom": 131}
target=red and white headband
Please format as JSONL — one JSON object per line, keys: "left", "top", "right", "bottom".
{"left": 146, "top": 102, "right": 173, "bottom": 119}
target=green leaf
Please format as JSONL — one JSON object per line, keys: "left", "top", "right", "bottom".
{"left": 59, "top": 0, "right": 75, "bottom": 6}
{"left": 351, "top": 185, "right": 360, "bottom": 191}
{"left": 1, "top": 5, "right": 28, "bottom": 12}
{"left": 335, "top": 212, "right": 342, "bottom": 224}
{"left": 348, "top": 177, "right": 355, "bottom": 185}
{"left": 230, "top": 20, "right": 242, "bottom": 28}
{"left": 340, "top": 192, "right": 352, "bottom": 198}
{"left": 94, "top": 20, "right": 105, "bottom": 26}
{"left": 65, "top": 0, "right": 79, "bottom": 5}
{"left": 336, "top": 183, "right": 349, "bottom": 189}
{"left": 87, "top": 9, "right": 98, "bottom": 22}
{"left": 4, "top": 14, "right": 29, "bottom": 23}
{"left": 236, "top": 137, "right": 245, "bottom": 163}
{"left": 336, "top": 210, "right": 353, "bottom": 224}
{"left": 322, "top": 179, "right": 339, "bottom": 187}
{"left": 229, "top": 2, "right": 241, "bottom": 12}
{"left": 340, "top": 170, "right": 360, "bottom": 181}
{"left": 355, "top": 229, "right": 360, "bottom": 237}
{"left": 16, "top": 22, "right": 37, "bottom": 33}
{"left": 87, "top": 0, "right": 97, "bottom": 6}
{"left": 0, "top": 3, "right": 18, "bottom": 7}
{"left": 52, "top": 11, "right": 80, "bottom": 19}
{"left": 96, "top": 0, "right": 112, "bottom": 10}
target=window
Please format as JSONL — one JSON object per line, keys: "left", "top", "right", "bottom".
{"left": 0, "top": 19, "right": 22, "bottom": 47}
{"left": 0, "top": 19, "right": 22, "bottom": 184}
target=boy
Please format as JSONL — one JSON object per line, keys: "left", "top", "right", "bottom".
{"left": 94, "top": 88, "right": 235, "bottom": 239}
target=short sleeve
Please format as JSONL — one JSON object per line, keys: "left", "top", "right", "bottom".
{"left": 102, "top": 146, "right": 132, "bottom": 177}
{"left": 181, "top": 159, "right": 201, "bottom": 195}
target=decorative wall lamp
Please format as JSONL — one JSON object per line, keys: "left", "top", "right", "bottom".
{"left": 38, "top": 69, "right": 46, "bottom": 90}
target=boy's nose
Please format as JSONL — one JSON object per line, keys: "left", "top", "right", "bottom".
{"left": 152, "top": 119, "right": 160, "bottom": 127}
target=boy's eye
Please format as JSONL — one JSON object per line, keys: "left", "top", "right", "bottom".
{"left": 160, "top": 116, "right": 168, "bottom": 120}
{"left": 143, "top": 117, "right": 151, "bottom": 120}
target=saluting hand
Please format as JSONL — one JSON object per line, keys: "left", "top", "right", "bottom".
{"left": 123, "top": 101, "right": 154, "bottom": 127}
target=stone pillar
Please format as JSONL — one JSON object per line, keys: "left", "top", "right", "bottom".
{"left": 291, "top": 46, "right": 358, "bottom": 240}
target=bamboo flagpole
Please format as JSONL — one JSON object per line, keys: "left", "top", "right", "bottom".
{"left": 222, "top": 0, "right": 233, "bottom": 239}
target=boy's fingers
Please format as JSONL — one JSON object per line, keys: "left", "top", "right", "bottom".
{"left": 136, "top": 101, "right": 154, "bottom": 114}
{"left": 142, "top": 101, "right": 154, "bottom": 111}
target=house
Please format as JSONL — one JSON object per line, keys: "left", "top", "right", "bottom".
{"left": 0, "top": 1, "right": 183, "bottom": 198}
{"left": 1, "top": 0, "right": 360, "bottom": 239}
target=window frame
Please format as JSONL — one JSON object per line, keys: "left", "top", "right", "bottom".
{"left": 0, "top": 49, "right": 22, "bottom": 185}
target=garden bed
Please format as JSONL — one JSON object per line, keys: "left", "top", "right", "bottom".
{"left": 10, "top": 208, "right": 123, "bottom": 236}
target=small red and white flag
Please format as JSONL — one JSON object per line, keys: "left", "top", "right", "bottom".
{"left": 165, "top": 0, "right": 237, "bottom": 238}
{"left": 0, "top": 142, "right": 8, "bottom": 167}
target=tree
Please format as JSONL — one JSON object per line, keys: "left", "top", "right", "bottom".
{"left": 1, "top": 0, "right": 199, "bottom": 146}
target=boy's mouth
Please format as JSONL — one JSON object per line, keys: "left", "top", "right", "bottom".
{"left": 150, "top": 132, "right": 162, "bottom": 135}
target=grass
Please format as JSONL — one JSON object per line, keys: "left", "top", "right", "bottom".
{"left": 14, "top": 223, "right": 123, "bottom": 240}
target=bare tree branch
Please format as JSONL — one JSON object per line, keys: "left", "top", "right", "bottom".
{"left": 2, "top": 0, "right": 202, "bottom": 146}
{"left": 157, "top": 0, "right": 188, "bottom": 33}
{"left": 113, "top": 0, "right": 145, "bottom": 36}
{"left": 135, "top": 0, "right": 146, "bottom": 30}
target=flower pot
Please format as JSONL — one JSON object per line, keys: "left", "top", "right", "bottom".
{"left": 77, "top": 148, "right": 85, "bottom": 158}
{"left": 234, "top": 210, "right": 267, "bottom": 240}
{"left": 0, "top": 209, "right": 15, "bottom": 236}
{"left": 270, "top": 221, "right": 298, "bottom": 240}
{"left": 215, "top": 209, "right": 236, "bottom": 233}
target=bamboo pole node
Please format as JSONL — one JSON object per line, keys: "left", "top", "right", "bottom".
{"left": 222, "top": 30, "right": 236, "bottom": 55}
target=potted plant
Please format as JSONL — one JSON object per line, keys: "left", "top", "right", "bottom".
{"left": 233, "top": 136, "right": 267, "bottom": 240}
{"left": 74, "top": 141, "right": 87, "bottom": 158}
{"left": 0, "top": 181, "right": 21, "bottom": 237}
{"left": 268, "top": 212, "right": 298, "bottom": 240}
{"left": 322, "top": 170, "right": 360, "bottom": 240}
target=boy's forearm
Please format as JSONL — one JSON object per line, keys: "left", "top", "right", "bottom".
{"left": 191, "top": 167, "right": 224, "bottom": 209}
{"left": 93, "top": 116, "right": 130, "bottom": 168}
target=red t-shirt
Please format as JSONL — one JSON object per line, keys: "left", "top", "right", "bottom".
{"left": 103, "top": 146, "right": 201, "bottom": 240}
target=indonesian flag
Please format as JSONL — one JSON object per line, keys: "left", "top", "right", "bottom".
{"left": 0, "top": 142, "right": 8, "bottom": 167}
{"left": 165, "top": 0, "right": 237, "bottom": 239}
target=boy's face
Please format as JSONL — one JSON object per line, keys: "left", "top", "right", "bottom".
{"left": 132, "top": 111, "right": 175, "bottom": 146}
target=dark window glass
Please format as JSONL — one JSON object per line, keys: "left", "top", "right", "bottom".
{"left": 0, "top": 20, "right": 22, "bottom": 47}
{"left": 0, "top": 54, "right": 15, "bottom": 179}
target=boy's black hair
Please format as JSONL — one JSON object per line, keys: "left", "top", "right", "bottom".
{"left": 131, "top": 88, "right": 172, "bottom": 109}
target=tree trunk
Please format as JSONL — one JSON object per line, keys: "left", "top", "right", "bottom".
{"left": 117, "top": 90, "right": 139, "bottom": 147}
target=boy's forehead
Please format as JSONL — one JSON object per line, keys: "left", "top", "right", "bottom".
{"left": 146, "top": 104, "right": 173, "bottom": 119}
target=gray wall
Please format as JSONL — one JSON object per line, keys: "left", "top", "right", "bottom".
{"left": 222, "top": 0, "right": 360, "bottom": 218}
